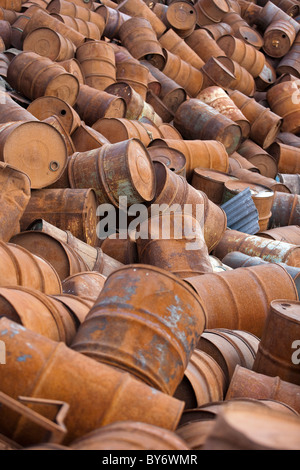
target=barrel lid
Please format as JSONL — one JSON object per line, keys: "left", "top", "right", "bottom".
{"left": 147, "top": 146, "right": 186, "bottom": 175}
{"left": 270, "top": 300, "right": 300, "bottom": 323}
{"left": 27, "top": 96, "right": 80, "bottom": 135}
{"left": 127, "top": 139, "right": 156, "bottom": 202}
{"left": 23, "top": 27, "right": 71, "bottom": 62}
{"left": 239, "top": 25, "right": 264, "bottom": 49}
{"left": 166, "top": 1, "right": 197, "bottom": 31}
{"left": 2, "top": 121, "right": 67, "bottom": 189}
{"left": 44, "top": 72, "right": 79, "bottom": 107}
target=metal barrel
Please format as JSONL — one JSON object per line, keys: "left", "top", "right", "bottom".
{"left": 158, "top": 28, "right": 204, "bottom": 70}
{"left": 68, "top": 138, "right": 156, "bottom": 207}
{"left": 197, "top": 86, "right": 251, "bottom": 139}
{"left": 116, "top": 60, "right": 149, "bottom": 100}
{"left": 185, "top": 29, "right": 225, "bottom": 63}
{"left": 253, "top": 299, "right": 300, "bottom": 386}
{"left": 6, "top": 51, "right": 79, "bottom": 105}
{"left": 149, "top": 137, "right": 229, "bottom": 180}
{"left": 225, "top": 365, "right": 300, "bottom": 415}
{"left": 174, "top": 349, "right": 226, "bottom": 410}
{"left": 46, "top": 0, "right": 105, "bottom": 33}
{"left": 0, "top": 317, "right": 185, "bottom": 445}
{"left": 62, "top": 271, "right": 106, "bottom": 302}
{"left": 197, "top": 328, "right": 259, "bottom": 388}
{"left": 74, "top": 84, "right": 126, "bottom": 127}
{"left": 184, "top": 263, "right": 298, "bottom": 337}
{"left": 76, "top": 40, "right": 116, "bottom": 91}
{"left": 19, "top": 188, "right": 98, "bottom": 246}
{"left": 98, "top": 233, "right": 138, "bottom": 265}
{"left": 70, "top": 421, "right": 189, "bottom": 450}
{"left": 237, "top": 139, "right": 278, "bottom": 179}
{"left": 27, "top": 95, "right": 81, "bottom": 135}
{"left": 194, "top": 0, "right": 229, "bottom": 25}
{"left": 25, "top": 218, "right": 123, "bottom": 276}
{"left": 94, "top": 4, "right": 130, "bottom": 40}
{"left": 229, "top": 167, "right": 291, "bottom": 193}
{"left": 71, "top": 264, "right": 207, "bottom": 395}
{"left": 23, "top": 27, "right": 75, "bottom": 62}
{"left": 269, "top": 191, "right": 300, "bottom": 227}
{"left": 116, "top": 0, "right": 167, "bottom": 38}
{"left": 258, "top": 226, "right": 300, "bottom": 245}
{"left": 0, "top": 240, "right": 62, "bottom": 294}
{"left": 136, "top": 212, "right": 213, "bottom": 279}
{"left": 0, "top": 120, "right": 68, "bottom": 189}
{"left": 278, "top": 173, "right": 300, "bottom": 194}
{"left": 50, "top": 14, "right": 101, "bottom": 40}
{"left": 267, "top": 81, "right": 300, "bottom": 134}
{"left": 200, "top": 56, "right": 237, "bottom": 92}
{"left": 213, "top": 228, "right": 300, "bottom": 267}
{"left": 228, "top": 90, "right": 282, "bottom": 149}
{"left": 263, "top": 19, "right": 297, "bottom": 58}
{"left": 91, "top": 117, "right": 162, "bottom": 146}
{"left": 118, "top": 17, "right": 166, "bottom": 70}
{"left": 0, "top": 162, "right": 31, "bottom": 243}
{"left": 147, "top": 145, "right": 186, "bottom": 177}
{"left": 174, "top": 98, "right": 242, "bottom": 156}
{"left": 191, "top": 168, "right": 234, "bottom": 205}
{"left": 10, "top": 231, "right": 89, "bottom": 281}
{"left": 268, "top": 142, "right": 300, "bottom": 174}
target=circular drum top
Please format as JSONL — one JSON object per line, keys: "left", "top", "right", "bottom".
{"left": 27, "top": 96, "right": 78, "bottom": 134}
{"left": 23, "top": 27, "right": 73, "bottom": 62}
{"left": 44, "top": 72, "right": 79, "bottom": 107}
{"left": 166, "top": 2, "right": 197, "bottom": 31}
{"left": 127, "top": 139, "right": 156, "bottom": 202}
{"left": 239, "top": 26, "right": 264, "bottom": 49}
{"left": 147, "top": 146, "right": 186, "bottom": 175}
{"left": 270, "top": 300, "right": 300, "bottom": 323}
{"left": 3, "top": 121, "right": 67, "bottom": 189}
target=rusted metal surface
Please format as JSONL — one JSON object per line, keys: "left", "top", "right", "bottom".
{"left": 217, "top": 34, "right": 265, "bottom": 77}
{"left": 92, "top": 117, "right": 162, "bottom": 146}
{"left": 0, "top": 239, "right": 62, "bottom": 294}
{"left": 268, "top": 142, "right": 300, "bottom": 174}
{"left": 267, "top": 81, "right": 300, "bottom": 134}
{"left": 62, "top": 271, "right": 106, "bottom": 302}
{"left": 185, "top": 28, "right": 225, "bottom": 63}
{"left": 99, "top": 233, "right": 138, "bottom": 265}
{"left": 136, "top": 213, "right": 213, "bottom": 278}
{"left": 202, "top": 400, "right": 300, "bottom": 450}
{"left": 237, "top": 139, "right": 278, "bottom": 178}
{"left": 253, "top": 300, "right": 300, "bottom": 386}
{"left": 0, "top": 162, "right": 30, "bottom": 242}
{"left": 197, "top": 328, "right": 259, "bottom": 388}
{"left": 76, "top": 40, "right": 116, "bottom": 91}
{"left": 70, "top": 421, "right": 189, "bottom": 450}
{"left": 278, "top": 173, "right": 300, "bottom": 194}
{"left": 174, "top": 349, "right": 226, "bottom": 410}
{"left": 116, "top": 59, "right": 149, "bottom": 100}
{"left": 147, "top": 145, "right": 186, "bottom": 176}
{"left": 159, "top": 28, "right": 204, "bottom": 70}
{"left": 197, "top": 86, "right": 250, "bottom": 139}
{"left": 94, "top": 4, "right": 130, "bottom": 41}
{"left": 23, "top": 27, "right": 75, "bottom": 62}
{"left": 68, "top": 139, "right": 156, "bottom": 207}
{"left": 200, "top": 57, "right": 236, "bottom": 93}
{"left": 10, "top": 231, "right": 89, "bottom": 281}
{"left": 230, "top": 167, "right": 291, "bottom": 193}
{"left": 185, "top": 263, "right": 298, "bottom": 337}
{"left": 191, "top": 168, "right": 234, "bottom": 205}
{"left": 71, "top": 122, "right": 110, "bottom": 153}
{"left": 7, "top": 51, "right": 80, "bottom": 105}
{"left": 19, "top": 188, "right": 98, "bottom": 246}
{"left": 117, "top": 0, "right": 166, "bottom": 38}
{"left": 229, "top": 90, "right": 282, "bottom": 150}
{"left": 226, "top": 365, "right": 300, "bottom": 414}
{"left": 0, "top": 317, "right": 185, "bottom": 445}
{"left": 74, "top": 84, "right": 126, "bottom": 127}
{"left": 174, "top": 99, "right": 242, "bottom": 156}
{"left": 118, "top": 17, "right": 166, "bottom": 70}
{"left": 258, "top": 226, "right": 300, "bottom": 245}
{"left": 269, "top": 191, "right": 300, "bottom": 227}
{"left": 214, "top": 228, "right": 300, "bottom": 267}
{"left": 71, "top": 264, "right": 206, "bottom": 395}
{"left": 194, "top": 0, "right": 229, "bottom": 26}
{"left": 26, "top": 218, "right": 123, "bottom": 275}
{"left": 228, "top": 152, "right": 261, "bottom": 173}
{"left": 149, "top": 138, "right": 229, "bottom": 181}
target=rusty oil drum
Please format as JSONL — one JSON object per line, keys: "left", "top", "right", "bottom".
{"left": 269, "top": 191, "right": 300, "bottom": 227}
{"left": 253, "top": 300, "right": 300, "bottom": 385}
{"left": 68, "top": 139, "right": 156, "bottom": 207}
{"left": 74, "top": 84, "right": 126, "bottom": 127}
{"left": 6, "top": 51, "right": 80, "bottom": 106}
{"left": 185, "top": 29, "right": 225, "bottom": 63}
{"left": 23, "top": 27, "right": 75, "bottom": 62}
{"left": 226, "top": 365, "right": 300, "bottom": 414}
{"left": 62, "top": 271, "right": 106, "bottom": 302}
{"left": 173, "top": 99, "right": 242, "bottom": 156}
{"left": 19, "top": 188, "right": 98, "bottom": 246}
{"left": 0, "top": 240, "right": 62, "bottom": 295}
{"left": 266, "top": 81, "right": 300, "bottom": 134}
{"left": 71, "top": 264, "right": 207, "bottom": 395}
{"left": 184, "top": 263, "right": 298, "bottom": 337}
{"left": 158, "top": 28, "right": 204, "bottom": 70}
{"left": 0, "top": 317, "right": 185, "bottom": 446}
{"left": 136, "top": 212, "right": 213, "bottom": 279}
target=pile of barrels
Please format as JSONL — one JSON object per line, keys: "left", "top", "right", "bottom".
{"left": 0, "top": 0, "right": 300, "bottom": 451}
